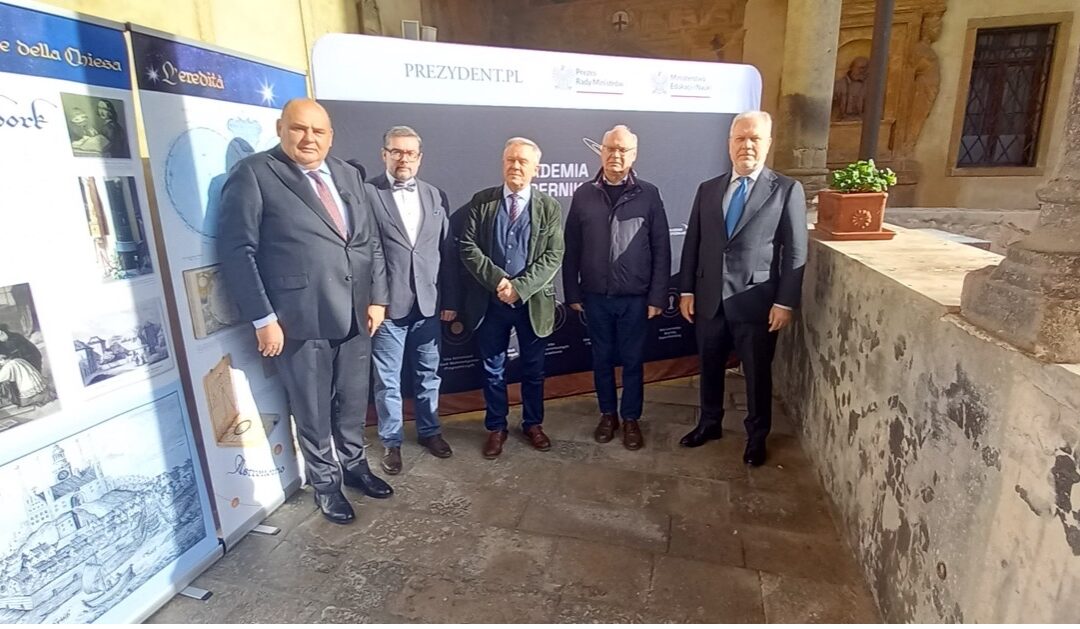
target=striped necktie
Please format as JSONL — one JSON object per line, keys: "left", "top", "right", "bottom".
{"left": 307, "top": 171, "right": 348, "bottom": 238}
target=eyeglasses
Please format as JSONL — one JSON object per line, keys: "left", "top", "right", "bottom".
{"left": 602, "top": 145, "right": 637, "bottom": 156}
{"left": 385, "top": 148, "right": 421, "bottom": 160}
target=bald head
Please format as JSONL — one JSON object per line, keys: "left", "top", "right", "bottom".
{"left": 600, "top": 124, "right": 638, "bottom": 182}
{"left": 278, "top": 98, "right": 334, "bottom": 169}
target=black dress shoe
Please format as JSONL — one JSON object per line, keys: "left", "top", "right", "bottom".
{"left": 680, "top": 423, "right": 723, "bottom": 448}
{"left": 743, "top": 441, "right": 767, "bottom": 467}
{"left": 343, "top": 459, "right": 394, "bottom": 499}
{"left": 314, "top": 490, "right": 355, "bottom": 524}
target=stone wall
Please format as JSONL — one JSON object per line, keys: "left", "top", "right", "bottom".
{"left": 911, "top": 0, "right": 1078, "bottom": 210}
{"left": 42, "top": 0, "right": 357, "bottom": 74}
{"left": 774, "top": 228, "right": 1080, "bottom": 622}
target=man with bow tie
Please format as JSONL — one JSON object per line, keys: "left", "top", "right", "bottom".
{"left": 217, "top": 99, "right": 393, "bottom": 525}
{"left": 678, "top": 111, "right": 808, "bottom": 467}
{"left": 368, "top": 126, "right": 459, "bottom": 474}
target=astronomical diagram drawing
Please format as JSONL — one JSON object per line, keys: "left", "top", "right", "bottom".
{"left": 163, "top": 117, "right": 273, "bottom": 240}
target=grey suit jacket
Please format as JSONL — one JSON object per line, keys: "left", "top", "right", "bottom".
{"left": 217, "top": 145, "right": 389, "bottom": 340}
{"left": 678, "top": 167, "right": 808, "bottom": 323}
{"left": 367, "top": 173, "right": 459, "bottom": 320}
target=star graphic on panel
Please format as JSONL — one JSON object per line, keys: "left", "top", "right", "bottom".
{"left": 145, "top": 66, "right": 159, "bottom": 83}
{"left": 258, "top": 79, "right": 276, "bottom": 106}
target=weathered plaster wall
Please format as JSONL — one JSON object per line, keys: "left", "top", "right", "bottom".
{"left": 775, "top": 229, "right": 1080, "bottom": 622}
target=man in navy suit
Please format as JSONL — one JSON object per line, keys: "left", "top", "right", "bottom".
{"left": 217, "top": 99, "right": 393, "bottom": 524}
{"left": 368, "top": 126, "right": 459, "bottom": 475}
{"left": 678, "top": 111, "right": 808, "bottom": 466}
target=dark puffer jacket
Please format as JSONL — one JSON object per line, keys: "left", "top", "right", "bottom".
{"left": 563, "top": 169, "right": 671, "bottom": 308}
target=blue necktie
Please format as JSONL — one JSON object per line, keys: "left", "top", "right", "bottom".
{"left": 725, "top": 176, "right": 748, "bottom": 238}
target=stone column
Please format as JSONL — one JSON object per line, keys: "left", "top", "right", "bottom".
{"left": 961, "top": 56, "right": 1080, "bottom": 363}
{"left": 772, "top": 0, "right": 843, "bottom": 201}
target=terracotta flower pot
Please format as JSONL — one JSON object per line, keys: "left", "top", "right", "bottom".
{"left": 814, "top": 190, "right": 895, "bottom": 240}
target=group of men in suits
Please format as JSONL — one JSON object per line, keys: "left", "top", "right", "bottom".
{"left": 217, "top": 98, "right": 807, "bottom": 524}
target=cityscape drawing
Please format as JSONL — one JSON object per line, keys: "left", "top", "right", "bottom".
{"left": 0, "top": 392, "right": 207, "bottom": 623}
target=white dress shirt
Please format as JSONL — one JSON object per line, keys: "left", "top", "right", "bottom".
{"left": 503, "top": 183, "right": 532, "bottom": 212}
{"left": 388, "top": 170, "right": 423, "bottom": 245}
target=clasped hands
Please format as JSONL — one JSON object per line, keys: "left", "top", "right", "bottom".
{"left": 496, "top": 277, "right": 519, "bottom": 304}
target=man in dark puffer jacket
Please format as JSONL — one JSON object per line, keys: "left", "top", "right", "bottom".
{"left": 564, "top": 124, "right": 671, "bottom": 451}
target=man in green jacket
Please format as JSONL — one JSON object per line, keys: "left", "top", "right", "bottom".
{"left": 459, "top": 137, "right": 565, "bottom": 459}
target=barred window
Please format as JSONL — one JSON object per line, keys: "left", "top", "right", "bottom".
{"left": 957, "top": 24, "right": 1057, "bottom": 167}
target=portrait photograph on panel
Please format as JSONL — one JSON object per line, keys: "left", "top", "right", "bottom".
{"left": 72, "top": 298, "right": 171, "bottom": 388}
{"left": 59, "top": 93, "right": 131, "bottom": 159}
{"left": 76, "top": 176, "right": 154, "bottom": 282}
{"left": 0, "top": 283, "right": 60, "bottom": 432}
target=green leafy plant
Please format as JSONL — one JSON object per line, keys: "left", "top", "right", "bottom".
{"left": 829, "top": 159, "right": 897, "bottom": 193}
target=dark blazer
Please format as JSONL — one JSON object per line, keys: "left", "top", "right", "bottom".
{"left": 217, "top": 145, "right": 389, "bottom": 341}
{"left": 367, "top": 173, "right": 459, "bottom": 319}
{"left": 679, "top": 167, "right": 808, "bottom": 323}
{"left": 459, "top": 186, "right": 565, "bottom": 337}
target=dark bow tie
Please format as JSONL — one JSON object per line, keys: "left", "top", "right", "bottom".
{"left": 392, "top": 180, "right": 416, "bottom": 192}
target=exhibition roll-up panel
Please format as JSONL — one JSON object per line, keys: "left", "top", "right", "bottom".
{"left": 129, "top": 27, "right": 307, "bottom": 546}
{"left": 0, "top": 2, "right": 219, "bottom": 623}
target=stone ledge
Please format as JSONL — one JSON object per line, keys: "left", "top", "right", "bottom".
{"left": 811, "top": 223, "right": 1003, "bottom": 313}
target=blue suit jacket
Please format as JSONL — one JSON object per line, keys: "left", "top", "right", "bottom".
{"left": 678, "top": 167, "right": 808, "bottom": 323}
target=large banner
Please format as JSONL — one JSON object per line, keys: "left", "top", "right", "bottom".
{"left": 0, "top": 2, "right": 218, "bottom": 623}
{"left": 130, "top": 28, "right": 307, "bottom": 546}
{"left": 312, "top": 35, "right": 759, "bottom": 404}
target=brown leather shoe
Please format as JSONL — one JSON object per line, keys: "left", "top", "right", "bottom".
{"left": 594, "top": 413, "right": 620, "bottom": 443}
{"left": 523, "top": 425, "right": 551, "bottom": 451}
{"left": 381, "top": 446, "right": 402, "bottom": 475}
{"left": 418, "top": 434, "right": 453, "bottom": 458}
{"left": 623, "top": 420, "right": 644, "bottom": 450}
{"left": 483, "top": 430, "right": 508, "bottom": 459}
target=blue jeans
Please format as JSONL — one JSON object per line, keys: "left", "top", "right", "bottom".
{"left": 583, "top": 293, "right": 647, "bottom": 421}
{"left": 476, "top": 302, "right": 545, "bottom": 432}
{"left": 371, "top": 306, "right": 443, "bottom": 448}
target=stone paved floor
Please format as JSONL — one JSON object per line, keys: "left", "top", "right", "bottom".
{"left": 148, "top": 375, "right": 879, "bottom": 623}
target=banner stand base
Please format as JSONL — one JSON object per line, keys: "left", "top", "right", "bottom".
{"left": 251, "top": 524, "right": 282, "bottom": 536}
{"left": 179, "top": 587, "right": 213, "bottom": 601}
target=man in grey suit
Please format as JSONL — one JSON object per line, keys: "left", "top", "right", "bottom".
{"left": 678, "top": 110, "right": 808, "bottom": 466}
{"left": 368, "top": 126, "right": 458, "bottom": 475}
{"left": 217, "top": 98, "right": 393, "bottom": 525}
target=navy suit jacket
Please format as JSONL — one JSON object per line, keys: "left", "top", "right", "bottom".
{"left": 217, "top": 145, "right": 389, "bottom": 340}
{"left": 679, "top": 167, "right": 808, "bottom": 323}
